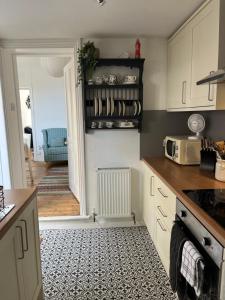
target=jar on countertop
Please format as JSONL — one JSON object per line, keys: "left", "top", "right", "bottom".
{"left": 215, "top": 159, "right": 225, "bottom": 182}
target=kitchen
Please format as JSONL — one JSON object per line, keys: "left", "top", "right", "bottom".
{"left": 1, "top": 0, "right": 225, "bottom": 299}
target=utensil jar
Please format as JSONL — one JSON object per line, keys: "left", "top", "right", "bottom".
{"left": 215, "top": 159, "right": 225, "bottom": 182}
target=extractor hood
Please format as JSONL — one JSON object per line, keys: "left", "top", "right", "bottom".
{"left": 197, "top": 69, "right": 225, "bottom": 85}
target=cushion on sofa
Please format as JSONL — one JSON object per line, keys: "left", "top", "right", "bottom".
{"left": 48, "top": 137, "right": 65, "bottom": 147}
{"left": 46, "top": 146, "right": 68, "bottom": 155}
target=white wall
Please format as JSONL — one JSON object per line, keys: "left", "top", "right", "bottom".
{"left": 143, "top": 38, "right": 167, "bottom": 110}
{"left": 0, "top": 50, "right": 12, "bottom": 188}
{"left": 20, "top": 89, "right": 32, "bottom": 130}
{"left": 17, "top": 57, "right": 67, "bottom": 161}
{"left": 83, "top": 38, "right": 167, "bottom": 220}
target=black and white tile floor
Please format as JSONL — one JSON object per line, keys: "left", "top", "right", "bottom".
{"left": 40, "top": 226, "right": 177, "bottom": 300}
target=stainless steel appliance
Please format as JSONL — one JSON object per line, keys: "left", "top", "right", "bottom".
{"left": 197, "top": 69, "right": 225, "bottom": 85}
{"left": 176, "top": 196, "right": 225, "bottom": 299}
{"left": 164, "top": 136, "right": 201, "bottom": 165}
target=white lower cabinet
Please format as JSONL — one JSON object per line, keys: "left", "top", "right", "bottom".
{"left": 0, "top": 196, "right": 42, "bottom": 300}
{"left": 143, "top": 163, "right": 156, "bottom": 240}
{"left": 142, "top": 163, "right": 176, "bottom": 275}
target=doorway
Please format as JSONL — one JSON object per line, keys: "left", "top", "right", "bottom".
{"left": 17, "top": 55, "right": 80, "bottom": 218}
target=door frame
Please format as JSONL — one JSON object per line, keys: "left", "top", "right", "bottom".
{"left": 0, "top": 42, "right": 87, "bottom": 216}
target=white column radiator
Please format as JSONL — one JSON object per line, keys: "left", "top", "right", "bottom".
{"left": 97, "top": 168, "right": 131, "bottom": 218}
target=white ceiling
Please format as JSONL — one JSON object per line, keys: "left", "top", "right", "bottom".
{"left": 0, "top": 0, "right": 205, "bottom": 40}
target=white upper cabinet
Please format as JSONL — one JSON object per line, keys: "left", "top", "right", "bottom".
{"left": 190, "top": 0, "right": 219, "bottom": 107}
{"left": 167, "top": 29, "right": 192, "bottom": 109}
{"left": 167, "top": 0, "right": 225, "bottom": 111}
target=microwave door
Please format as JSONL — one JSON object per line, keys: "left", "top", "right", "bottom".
{"left": 167, "top": 140, "right": 176, "bottom": 159}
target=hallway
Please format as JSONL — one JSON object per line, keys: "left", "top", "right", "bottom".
{"left": 26, "top": 160, "right": 80, "bottom": 217}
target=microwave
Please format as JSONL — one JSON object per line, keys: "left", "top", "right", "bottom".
{"left": 164, "top": 136, "right": 201, "bottom": 165}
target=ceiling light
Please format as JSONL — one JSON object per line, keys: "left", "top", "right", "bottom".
{"left": 97, "top": 0, "right": 105, "bottom": 6}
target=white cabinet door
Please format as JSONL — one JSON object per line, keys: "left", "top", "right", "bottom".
{"left": 142, "top": 163, "right": 156, "bottom": 241}
{"left": 0, "top": 224, "right": 22, "bottom": 300}
{"left": 190, "top": 0, "right": 219, "bottom": 107}
{"left": 18, "top": 196, "right": 42, "bottom": 300}
{"left": 155, "top": 215, "right": 171, "bottom": 275}
{"left": 167, "top": 29, "right": 192, "bottom": 109}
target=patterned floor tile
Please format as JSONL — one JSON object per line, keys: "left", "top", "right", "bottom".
{"left": 40, "top": 226, "right": 176, "bottom": 300}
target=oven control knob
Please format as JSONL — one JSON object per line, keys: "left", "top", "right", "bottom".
{"left": 202, "top": 237, "right": 211, "bottom": 247}
{"left": 180, "top": 210, "right": 187, "bottom": 218}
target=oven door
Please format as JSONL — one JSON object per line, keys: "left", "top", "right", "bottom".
{"left": 175, "top": 216, "right": 221, "bottom": 300}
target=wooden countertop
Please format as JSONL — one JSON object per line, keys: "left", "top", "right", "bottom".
{"left": 143, "top": 157, "right": 225, "bottom": 247}
{"left": 0, "top": 188, "right": 37, "bottom": 239}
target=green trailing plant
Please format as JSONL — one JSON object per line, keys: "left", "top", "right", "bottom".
{"left": 77, "top": 41, "right": 99, "bottom": 84}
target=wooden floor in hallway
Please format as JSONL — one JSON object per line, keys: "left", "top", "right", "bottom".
{"left": 26, "top": 160, "right": 80, "bottom": 217}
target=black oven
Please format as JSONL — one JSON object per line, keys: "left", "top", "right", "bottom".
{"left": 175, "top": 199, "right": 224, "bottom": 299}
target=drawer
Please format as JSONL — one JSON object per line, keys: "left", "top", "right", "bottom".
{"left": 155, "top": 209, "right": 171, "bottom": 275}
{"left": 155, "top": 176, "right": 176, "bottom": 219}
{"left": 155, "top": 204, "right": 173, "bottom": 233}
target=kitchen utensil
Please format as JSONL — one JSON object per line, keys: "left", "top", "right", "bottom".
{"left": 88, "top": 79, "right": 94, "bottom": 85}
{"left": 91, "top": 121, "right": 97, "bottom": 128}
{"left": 200, "top": 137, "right": 217, "bottom": 171}
{"left": 98, "top": 121, "right": 104, "bottom": 128}
{"left": 124, "top": 75, "right": 137, "bottom": 84}
{"left": 106, "top": 121, "right": 113, "bottom": 128}
{"left": 94, "top": 97, "right": 98, "bottom": 116}
{"left": 103, "top": 74, "right": 109, "bottom": 84}
{"left": 109, "top": 74, "right": 117, "bottom": 85}
{"left": 117, "top": 121, "right": 135, "bottom": 128}
{"left": 95, "top": 76, "right": 103, "bottom": 85}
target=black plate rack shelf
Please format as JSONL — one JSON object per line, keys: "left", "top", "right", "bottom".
{"left": 82, "top": 58, "right": 145, "bottom": 133}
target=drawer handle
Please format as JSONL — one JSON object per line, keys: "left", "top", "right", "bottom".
{"left": 150, "top": 176, "right": 154, "bottom": 196}
{"left": 182, "top": 80, "right": 186, "bottom": 104}
{"left": 16, "top": 226, "right": 24, "bottom": 260}
{"left": 157, "top": 188, "right": 168, "bottom": 198}
{"left": 208, "top": 71, "right": 214, "bottom": 102}
{"left": 157, "top": 219, "right": 167, "bottom": 232}
{"left": 157, "top": 206, "right": 167, "bottom": 218}
{"left": 21, "top": 219, "right": 28, "bottom": 252}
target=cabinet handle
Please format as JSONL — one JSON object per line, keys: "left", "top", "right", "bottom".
{"left": 21, "top": 219, "right": 28, "bottom": 252}
{"left": 157, "top": 206, "right": 167, "bottom": 218}
{"left": 157, "top": 219, "right": 167, "bottom": 232}
{"left": 16, "top": 226, "right": 24, "bottom": 260}
{"left": 150, "top": 176, "right": 154, "bottom": 196}
{"left": 157, "top": 188, "right": 168, "bottom": 198}
{"left": 182, "top": 81, "right": 186, "bottom": 104}
{"left": 208, "top": 71, "right": 214, "bottom": 102}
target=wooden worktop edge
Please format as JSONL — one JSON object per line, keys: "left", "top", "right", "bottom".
{"left": 0, "top": 188, "right": 37, "bottom": 239}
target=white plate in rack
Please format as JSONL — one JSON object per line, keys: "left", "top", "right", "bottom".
{"left": 122, "top": 101, "right": 126, "bottom": 116}
{"left": 98, "top": 98, "right": 102, "bottom": 116}
{"left": 111, "top": 97, "right": 115, "bottom": 115}
{"left": 133, "top": 101, "right": 138, "bottom": 116}
{"left": 137, "top": 101, "right": 141, "bottom": 115}
{"left": 106, "top": 97, "right": 110, "bottom": 116}
{"left": 118, "top": 101, "right": 122, "bottom": 116}
{"left": 94, "top": 97, "right": 98, "bottom": 116}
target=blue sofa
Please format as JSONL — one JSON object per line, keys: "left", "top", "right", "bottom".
{"left": 42, "top": 128, "right": 68, "bottom": 162}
